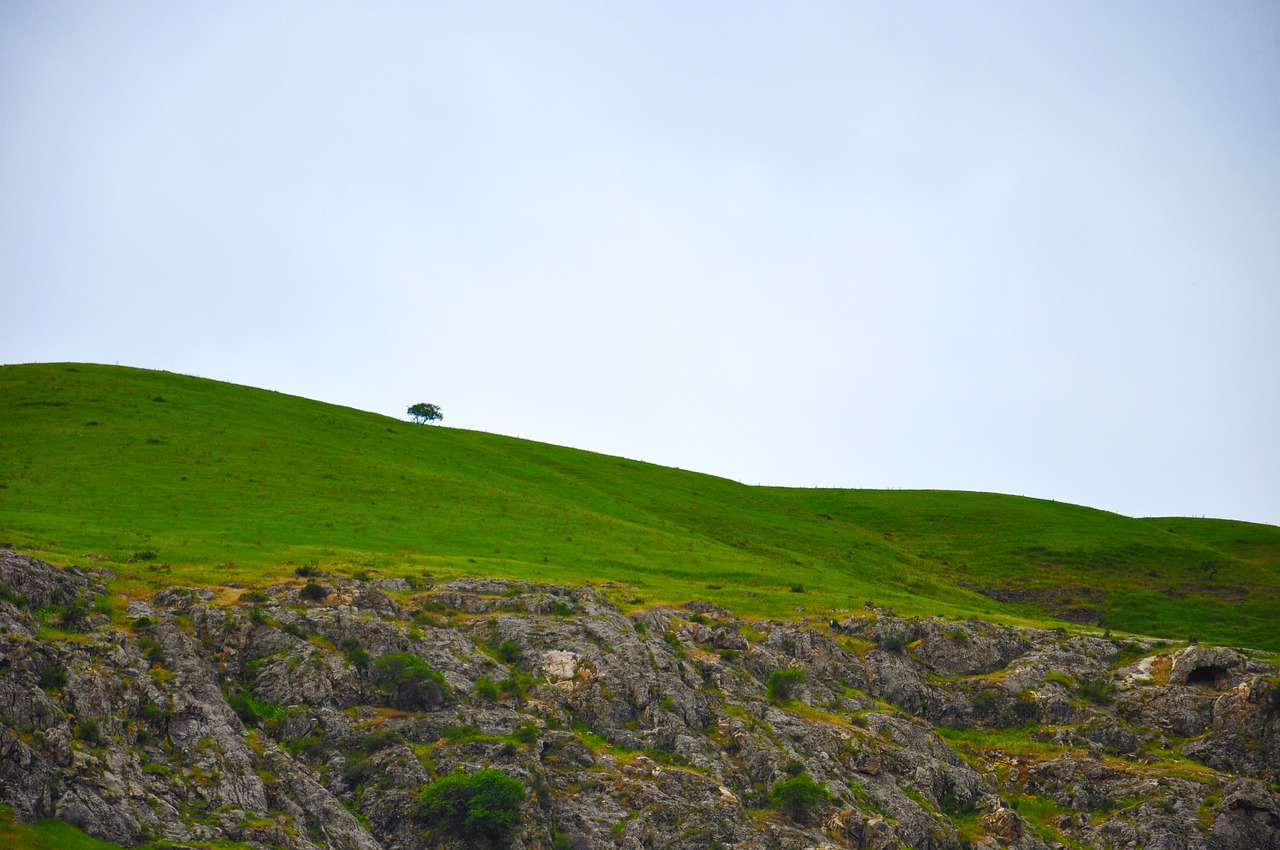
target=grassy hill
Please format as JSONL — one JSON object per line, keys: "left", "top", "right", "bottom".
{"left": 3, "top": 362, "right": 1278, "bottom": 651}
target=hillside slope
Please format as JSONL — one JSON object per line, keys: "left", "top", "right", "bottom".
{"left": 2, "top": 362, "right": 1277, "bottom": 650}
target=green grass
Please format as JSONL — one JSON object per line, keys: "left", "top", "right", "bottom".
{"left": 2, "top": 363, "right": 1278, "bottom": 649}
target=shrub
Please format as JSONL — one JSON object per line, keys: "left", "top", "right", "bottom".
{"left": 346, "top": 647, "right": 371, "bottom": 670}
{"left": 39, "top": 666, "right": 68, "bottom": 691}
{"left": 58, "top": 600, "right": 89, "bottom": 631}
{"left": 440, "top": 723, "right": 481, "bottom": 742}
{"left": 940, "top": 793, "right": 977, "bottom": 816}
{"left": 360, "top": 729, "right": 400, "bottom": 752}
{"left": 228, "top": 694, "right": 260, "bottom": 726}
{"left": 513, "top": 722, "right": 539, "bottom": 745}
{"left": 475, "top": 676, "right": 500, "bottom": 701}
{"left": 139, "top": 638, "right": 164, "bottom": 666}
{"left": 0, "top": 584, "right": 27, "bottom": 608}
{"left": 1011, "top": 694, "right": 1038, "bottom": 722}
{"left": 782, "top": 758, "right": 806, "bottom": 777}
{"left": 139, "top": 702, "right": 171, "bottom": 725}
{"left": 719, "top": 648, "right": 740, "bottom": 662}
{"left": 769, "top": 774, "right": 829, "bottom": 822}
{"left": 372, "top": 653, "right": 448, "bottom": 709}
{"left": 294, "top": 565, "right": 319, "bottom": 578}
{"left": 766, "top": 668, "right": 806, "bottom": 703}
{"left": 299, "top": 581, "right": 328, "bottom": 602}
{"left": 341, "top": 759, "right": 375, "bottom": 787}
{"left": 876, "top": 634, "right": 906, "bottom": 653}
{"left": 131, "top": 615, "right": 153, "bottom": 630}
{"left": 1076, "top": 680, "right": 1115, "bottom": 706}
{"left": 280, "top": 621, "right": 306, "bottom": 639}
{"left": 413, "top": 769, "right": 525, "bottom": 845}
{"left": 287, "top": 736, "right": 327, "bottom": 759}
{"left": 498, "top": 675, "right": 528, "bottom": 702}
{"left": 240, "top": 590, "right": 269, "bottom": 603}
{"left": 74, "top": 719, "right": 102, "bottom": 745}
{"left": 972, "top": 689, "right": 999, "bottom": 712}
{"left": 497, "top": 641, "right": 522, "bottom": 665}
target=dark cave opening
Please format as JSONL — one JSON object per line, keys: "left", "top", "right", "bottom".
{"left": 1185, "top": 664, "right": 1229, "bottom": 689}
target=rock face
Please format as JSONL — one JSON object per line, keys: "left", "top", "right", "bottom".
{"left": 1, "top": 549, "right": 1278, "bottom": 849}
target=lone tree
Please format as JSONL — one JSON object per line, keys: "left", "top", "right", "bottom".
{"left": 407, "top": 402, "right": 442, "bottom": 424}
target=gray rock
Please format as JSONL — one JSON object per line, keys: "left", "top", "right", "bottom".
{"left": 2, "top": 552, "right": 1278, "bottom": 850}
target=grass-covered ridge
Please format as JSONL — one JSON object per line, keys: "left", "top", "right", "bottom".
{"left": 2, "top": 362, "right": 1277, "bottom": 649}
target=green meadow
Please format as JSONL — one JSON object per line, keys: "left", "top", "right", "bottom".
{"left": 2, "top": 362, "right": 1278, "bottom": 650}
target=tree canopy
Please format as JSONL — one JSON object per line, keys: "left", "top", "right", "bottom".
{"left": 414, "top": 769, "right": 525, "bottom": 845}
{"left": 407, "top": 402, "right": 442, "bottom": 424}
{"left": 371, "top": 652, "right": 448, "bottom": 710}
{"left": 769, "top": 773, "right": 829, "bottom": 822}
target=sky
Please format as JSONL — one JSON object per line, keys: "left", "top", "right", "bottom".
{"left": 2, "top": 2, "right": 1278, "bottom": 526}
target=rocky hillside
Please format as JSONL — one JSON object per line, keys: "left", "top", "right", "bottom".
{"left": 1, "top": 550, "right": 1277, "bottom": 850}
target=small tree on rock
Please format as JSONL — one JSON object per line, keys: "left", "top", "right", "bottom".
{"left": 407, "top": 402, "right": 443, "bottom": 424}
{"left": 414, "top": 769, "right": 525, "bottom": 846}
{"left": 769, "top": 773, "right": 829, "bottom": 822}
{"left": 766, "top": 668, "right": 806, "bottom": 703}
{"left": 372, "top": 652, "right": 448, "bottom": 710}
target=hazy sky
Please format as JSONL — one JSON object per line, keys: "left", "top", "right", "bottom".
{"left": 3, "top": 2, "right": 1278, "bottom": 526}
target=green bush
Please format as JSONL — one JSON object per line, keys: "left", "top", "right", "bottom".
{"left": 440, "top": 723, "right": 481, "bottom": 742}
{"left": 769, "top": 774, "right": 829, "bottom": 822}
{"left": 39, "top": 666, "right": 68, "bottom": 691}
{"left": 282, "top": 621, "right": 308, "bottom": 639}
{"left": 414, "top": 769, "right": 525, "bottom": 845}
{"left": 497, "top": 641, "right": 522, "bottom": 665}
{"left": 341, "top": 759, "right": 374, "bottom": 787}
{"left": 286, "top": 736, "right": 327, "bottom": 759}
{"left": 299, "top": 581, "right": 328, "bottom": 601}
{"left": 475, "top": 676, "right": 501, "bottom": 701}
{"left": 876, "top": 634, "right": 906, "bottom": 653}
{"left": 766, "top": 668, "right": 806, "bottom": 703}
{"left": 1076, "top": 680, "right": 1115, "bottom": 706}
{"left": 972, "top": 689, "right": 999, "bottom": 712}
{"left": 498, "top": 675, "right": 528, "bottom": 702}
{"left": 372, "top": 652, "right": 448, "bottom": 709}
{"left": 360, "top": 729, "right": 400, "bottom": 752}
{"left": 228, "top": 694, "right": 260, "bottom": 726}
{"left": 58, "top": 600, "right": 89, "bottom": 631}
{"left": 74, "top": 719, "right": 102, "bottom": 745}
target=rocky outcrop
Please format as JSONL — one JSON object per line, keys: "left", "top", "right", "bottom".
{"left": 1, "top": 550, "right": 1277, "bottom": 849}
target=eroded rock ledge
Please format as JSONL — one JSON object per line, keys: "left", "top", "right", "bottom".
{"left": 1, "top": 550, "right": 1277, "bottom": 850}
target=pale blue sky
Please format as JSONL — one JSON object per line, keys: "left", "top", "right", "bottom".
{"left": 3, "top": 2, "right": 1278, "bottom": 525}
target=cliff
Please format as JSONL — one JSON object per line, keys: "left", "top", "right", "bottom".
{"left": 1, "top": 550, "right": 1277, "bottom": 850}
